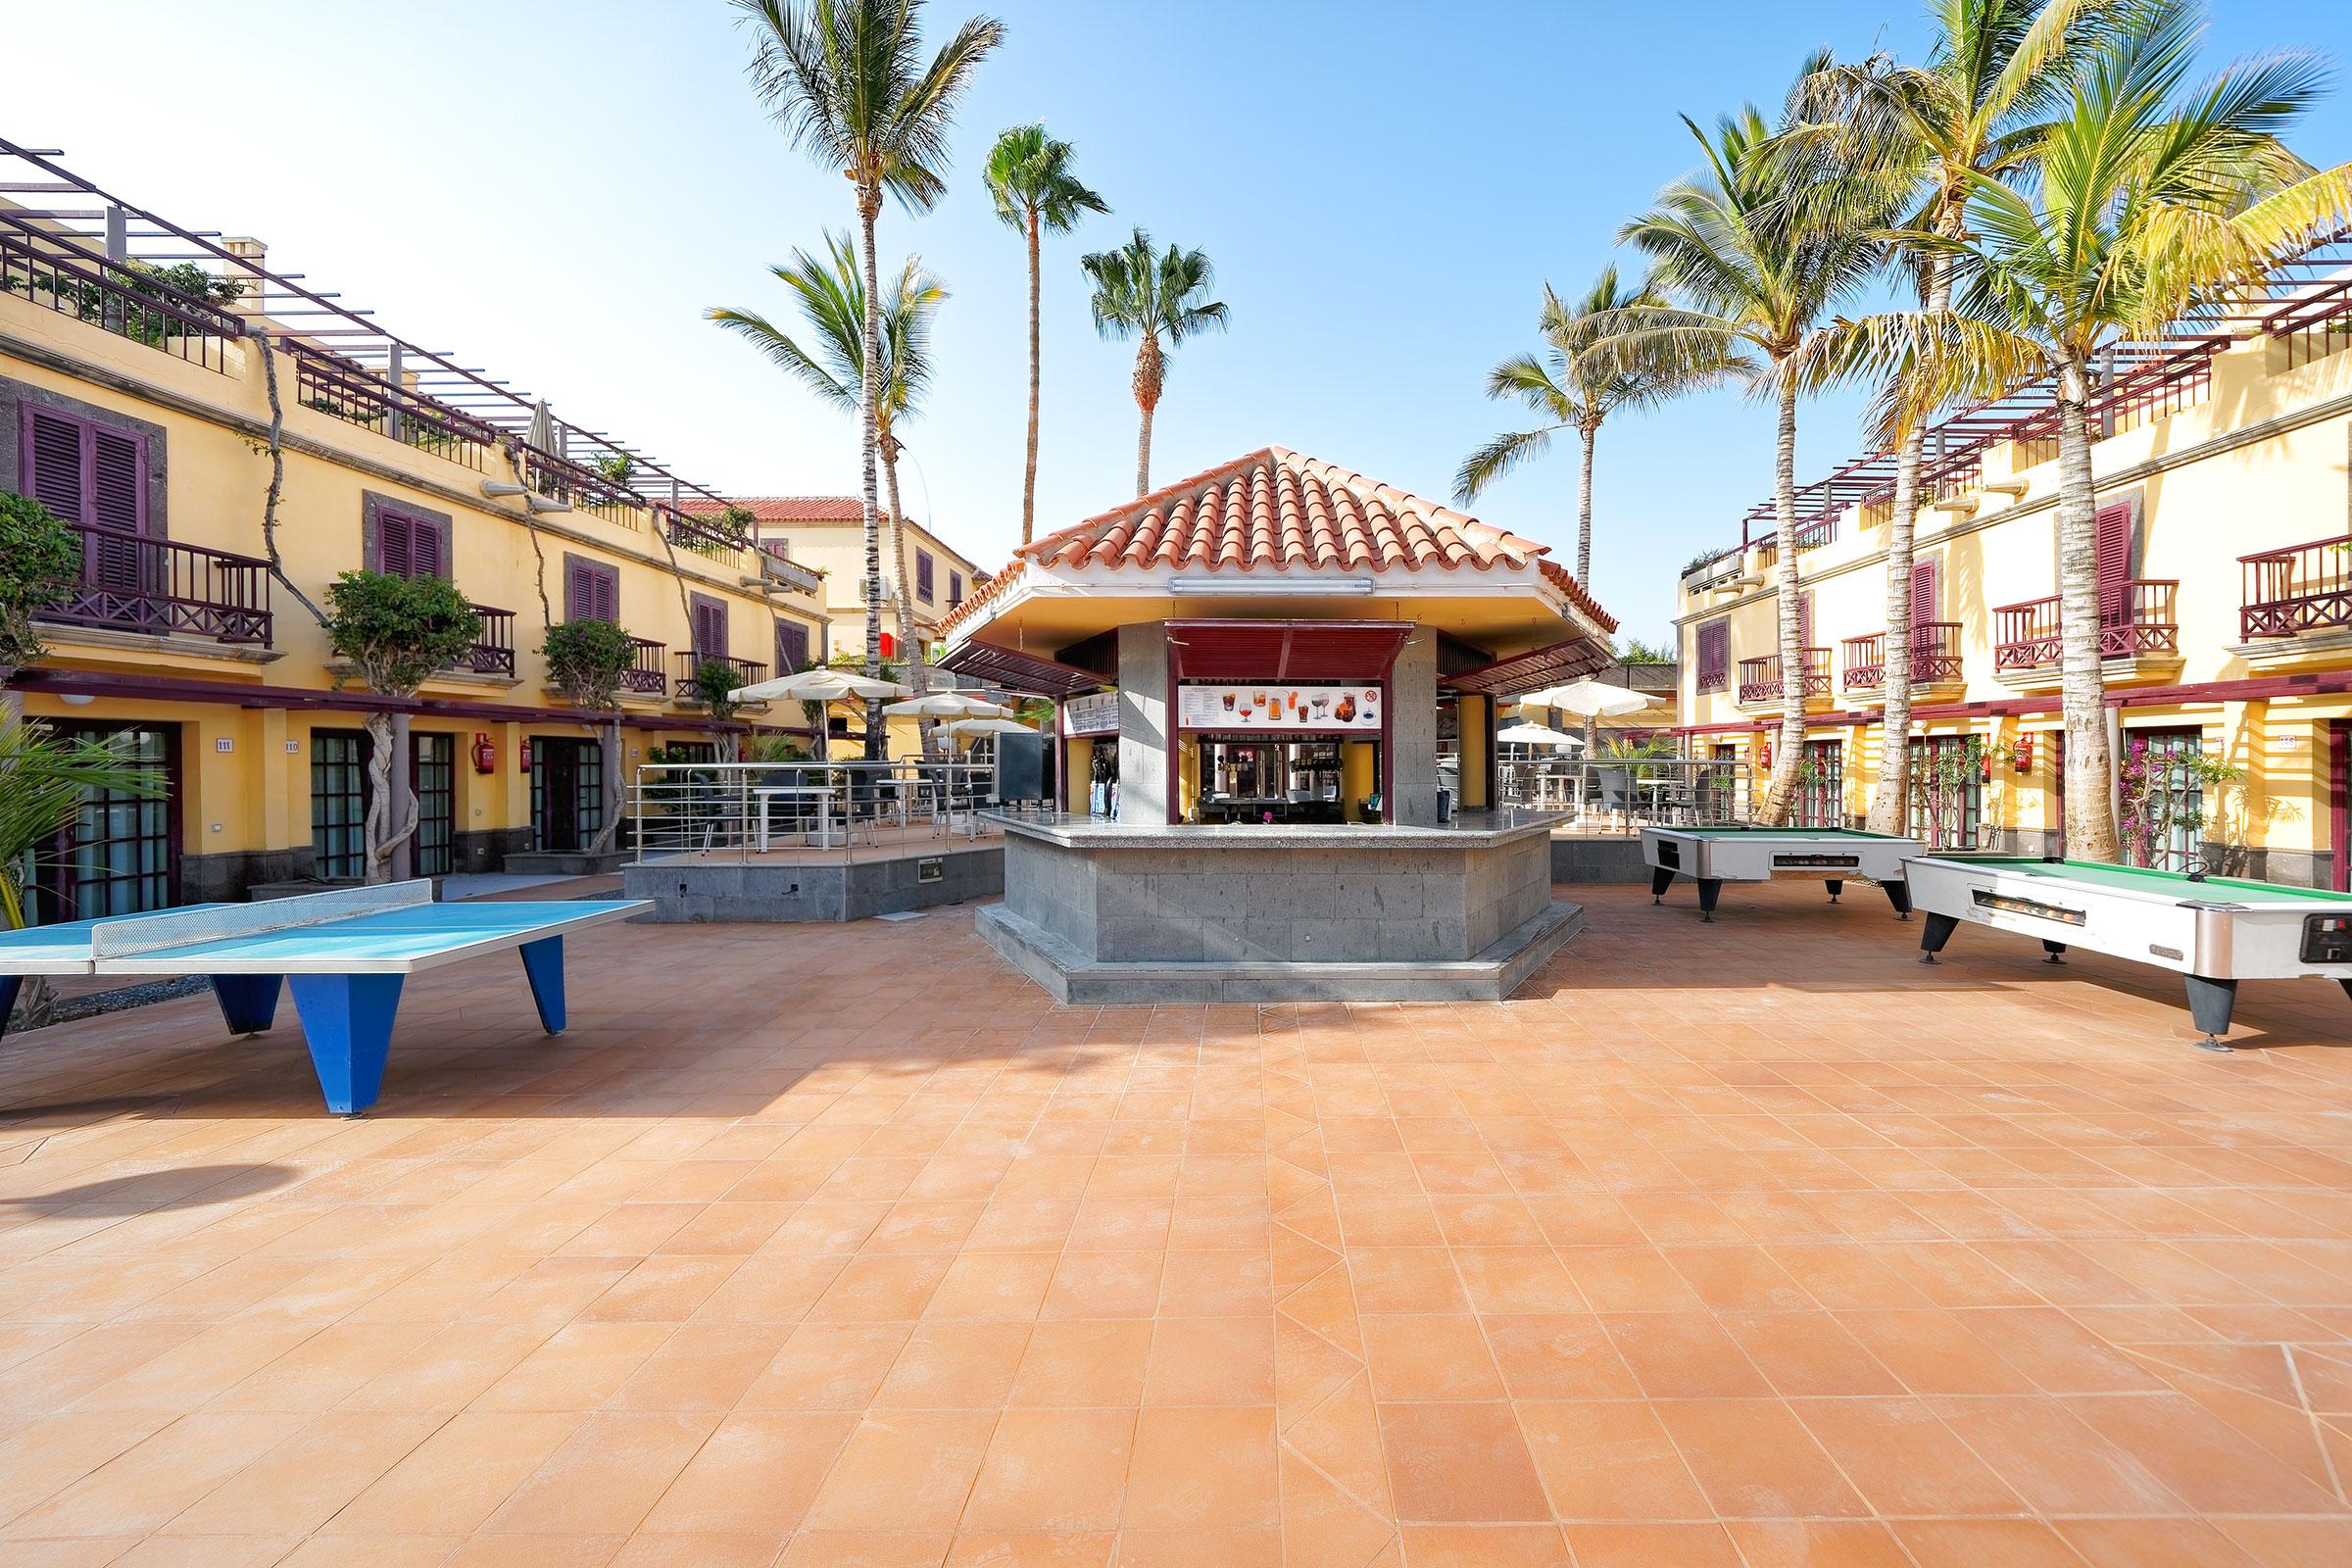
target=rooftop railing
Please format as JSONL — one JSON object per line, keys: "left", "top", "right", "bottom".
{"left": 34, "top": 523, "right": 272, "bottom": 646}
{"left": 0, "top": 212, "right": 243, "bottom": 372}
{"left": 1993, "top": 580, "right": 2179, "bottom": 669}
{"left": 287, "top": 340, "right": 498, "bottom": 471}
{"left": 1738, "top": 648, "right": 1830, "bottom": 705}
{"left": 2239, "top": 534, "right": 2352, "bottom": 638}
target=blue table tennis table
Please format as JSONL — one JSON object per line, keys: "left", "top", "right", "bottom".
{"left": 0, "top": 882, "right": 651, "bottom": 1114}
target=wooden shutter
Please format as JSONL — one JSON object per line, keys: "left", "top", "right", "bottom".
{"left": 1697, "top": 619, "right": 1729, "bottom": 686}
{"left": 2095, "top": 500, "right": 2132, "bottom": 624}
{"left": 692, "top": 598, "right": 726, "bottom": 658}
{"left": 1910, "top": 558, "right": 1937, "bottom": 629}
{"left": 596, "top": 568, "right": 617, "bottom": 623}
{"left": 950, "top": 571, "right": 963, "bottom": 606}
{"left": 775, "top": 619, "right": 809, "bottom": 674}
{"left": 1796, "top": 592, "right": 1815, "bottom": 648}
{"left": 411, "top": 516, "right": 446, "bottom": 578}
{"left": 564, "top": 560, "right": 593, "bottom": 620}
{"left": 24, "top": 409, "right": 86, "bottom": 522}
{"left": 916, "top": 550, "right": 935, "bottom": 601}
{"left": 377, "top": 511, "right": 414, "bottom": 578}
{"left": 89, "top": 428, "right": 144, "bottom": 533}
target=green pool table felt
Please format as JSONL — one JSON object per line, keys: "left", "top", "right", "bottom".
{"left": 1925, "top": 856, "right": 2352, "bottom": 906}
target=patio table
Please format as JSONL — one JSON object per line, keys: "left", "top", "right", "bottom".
{"left": 752, "top": 784, "right": 840, "bottom": 852}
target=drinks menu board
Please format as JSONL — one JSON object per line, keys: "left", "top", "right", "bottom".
{"left": 1177, "top": 683, "right": 1381, "bottom": 732}
{"left": 1062, "top": 691, "right": 1119, "bottom": 737}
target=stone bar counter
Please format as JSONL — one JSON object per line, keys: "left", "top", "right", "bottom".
{"left": 978, "top": 808, "right": 1581, "bottom": 1003}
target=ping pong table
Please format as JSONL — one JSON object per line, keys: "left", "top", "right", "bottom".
{"left": 0, "top": 881, "right": 651, "bottom": 1114}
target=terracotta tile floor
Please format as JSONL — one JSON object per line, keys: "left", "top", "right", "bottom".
{"left": 3, "top": 881, "right": 2351, "bottom": 1567}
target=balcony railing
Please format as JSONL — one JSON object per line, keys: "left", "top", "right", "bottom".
{"left": 620, "top": 637, "right": 667, "bottom": 695}
{"left": 288, "top": 341, "right": 497, "bottom": 471}
{"left": 1842, "top": 622, "right": 1963, "bottom": 689}
{"left": 0, "top": 214, "right": 244, "bottom": 372}
{"left": 1738, "top": 648, "right": 1830, "bottom": 705}
{"left": 2240, "top": 535, "right": 2352, "bottom": 639}
{"left": 1993, "top": 580, "right": 2179, "bottom": 669}
{"left": 34, "top": 523, "right": 272, "bottom": 646}
{"left": 464, "top": 605, "right": 515, "bottom": 677}
{"left": 673, "top": 652, "right": 767, "bottom": 701}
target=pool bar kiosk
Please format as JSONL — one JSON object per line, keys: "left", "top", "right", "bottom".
{"left": 936, "top": 448, "right": 1619, "bottom": 1003}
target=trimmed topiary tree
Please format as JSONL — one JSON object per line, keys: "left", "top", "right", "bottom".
{"left": 543, "top": 618, "right": 639, "bottom": 855}
{"left": 323, "top": 569, "right": 481, "bottom": 883}
{"left": 0, "top": 490, "right": 80, "bottom": 693}
{"left": 691, "top": 658, "right": 748, "bottom": 763}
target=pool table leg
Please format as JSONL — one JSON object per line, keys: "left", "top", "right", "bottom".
{"left": 2040, "top": 941, "right": 2068, "bottom": 965}
{"left": 1825, "top": 879, "right": 1843, "bottom": 905}
{"left": 1883, "top": 880, "right": 1912, "bottom": 919}
{"left": 1919, "top": 912, "right": 1959, "bottom": 963}
{"left": 288, "top": 973, "right": 406, "bottom": 1115}
{"left": 1649, "top": 866, "right": 1675, "bottom": 903}
{"left": 2182, "top": 974, "right": 2237, "bottom": 1053}
{"left": 0, "top": 974, "right": 19, "bottom": 1045}
{"left": 1696, "top": 879, "right": 1722, "bottom": 922}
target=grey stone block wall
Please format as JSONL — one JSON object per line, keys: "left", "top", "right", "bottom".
{"left": 182, "top": 847, "right": 315, "bottom": 904}
{"left": 1549, "top": 835, "right": 1648, "bottom": 884}
{"left": 624, "top": 845, "right": 1003, "bottom": 922}
{"left": 1115, "top": 624, "right": 1170, "bottom": 825}
{"left": 1388, "top": 628, "right": 1441, "bottom": 826}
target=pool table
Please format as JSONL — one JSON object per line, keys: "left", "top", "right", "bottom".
{"left": 1906, "top": 855, "right": 2352, "bottom": 1051}
{"left": 1642, "top": 825, "right": 1924, "bottom": 921}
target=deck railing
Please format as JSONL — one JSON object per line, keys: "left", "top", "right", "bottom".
{"left": 673, "top": 652, "right": 767, "bottom": 700}
{"left": 632, "top": 759, "right": 1003, "bottom": 865}
{"left": 34, "top": 523, "right": 272, "bottom": 646}
{"left": 1738, "top": 647, "right": 1830, "bottom": 705}
{"left": 1842, "top": 622, "right": 1963, "bottom": 689}
{"left": 287, "top": 341, "right": 497, "bottom": 471}
{"left": 2240, "top": 535, "right": 2352, "bottom": 638}
{"left": 465, "top": 605, "right": 515, "bottom": 677}
{"left": 1993, "top": 581, "right": 2179, "bottom": 668}
{"left": 0, "top": 214, "right": 243, "bottom": 372}
{"left": 621, "top": 637, "right": 668, "bottom": 695}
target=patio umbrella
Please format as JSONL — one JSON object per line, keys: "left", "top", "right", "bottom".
{"left": 1516, "top": 680, "right": 1653, "bottom": 718}
{"left": 733, "top": 667, "right": 908, "bottom": 704}
{"left": 1495, "top": 722, "right": 1581, "bottom": 749}
{"left": 883, "top": 693, "right": 1011, "bottom": 719}
{"left": 943, "top": 716, "right": 1037, "bottom": 739}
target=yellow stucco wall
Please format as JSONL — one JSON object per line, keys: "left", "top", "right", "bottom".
{"left": 1674, "top": 324, "right": 2352, "bottom": 878}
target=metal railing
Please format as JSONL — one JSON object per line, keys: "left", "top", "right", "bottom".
{"left": 1491, "top": 755, "right": 1760, "bottom": 830}
{"left": 0, "top": 212, "right": 243, "bottom": 372}
{"left": 1842, "top": 622, "right": 1963, "bottom": 689}
{"left": 287, "top": 340, "right": 498, "bottom": 471}
{"left": 631, "top": 759, "right": 1003, "bottom": 864}
{"left": 2240, "top": 534, "right": 2352, "bottom": 638}
{"left": 1993, "top": 580, "right": 2179, "bottom": 668}
{"left": 1738, "top": 648, "right": 1830, "bottom": 705}
{"left": 465, "top": 605, "right": 515, "bottom": 676}
{"left": 34, "top": 523, "right": 272, "bottom": 645}
{"left": 620, "top": 637, "right": 668, "bottom": 695}
{"left": 673, "top": 653, "right": 766, "bottom": 700}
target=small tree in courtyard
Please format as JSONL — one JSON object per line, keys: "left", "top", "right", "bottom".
{"left": 0, "top": 491, "right": 80, "bottom": 692}
{"left": 692, "top": 658, "right": 749, "bottom": 763}
{"left": 322, "top": 570, "right": 481, "bottom": 882}
{"left": 543, "top": 618, "right": 639, "bottom": 855}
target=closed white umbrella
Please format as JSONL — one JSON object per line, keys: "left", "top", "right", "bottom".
{"left": 1517, "top": 680, "right": 1652, "bottom": 718}
{"left": 735, "top": 667, "right": 908, "bottom": 704}
{"left": 884, "top": 693, "right": 1011, "bottom": 718}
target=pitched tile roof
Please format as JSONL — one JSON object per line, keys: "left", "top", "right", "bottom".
{"left": 682, "top": 496, "right": 864, "bottom": 522}
{"left": 938, "top": 447, "right": 1614, "bottom": 635}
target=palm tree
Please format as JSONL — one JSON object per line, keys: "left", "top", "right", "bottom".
{"left": 1596, "top": 86, "right": 1898, "bottom": 823}
{"left": 734, "top": 0, "right": 1004, "bottom": 760}
{"left": 1, "top": 720, "right": 165, "bottom": 1031}
{"left": 710, "top": 232, "right": 950, "bottom": 745}
{"left": 1818, "top": 0, "right": 2351, "bottom": 859}
{"left": 1079, "top": 228, "right": 1228, "bottom": 496}
{"left": 1788, "top": 1, "right": 2121, "bottom": 836}
{"left": 986, "top": 124, "right": 1109, "bottom": 545}
{"left": 1455, "top": 267, "right": 1748, "bottom": 750}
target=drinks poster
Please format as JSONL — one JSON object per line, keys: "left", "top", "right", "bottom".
{"left": 1177, "top": 683, "right": 1381, "bottom": 732}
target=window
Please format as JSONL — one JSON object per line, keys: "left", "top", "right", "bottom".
{"left": 2122, "top": 727, "right": 2206, "bottom": 872}
{"left": 1907, "top": 735, "right": 1984, "bottom": 850}
{"left": 949, "top": 570, "right": 963, "bottom": 607}
{"left": 312, "top": 729, "right": 370, "bottom": 880}
{"left": 30, "top": 721, "right": 176, "bottom": 924}
{"left": 1794, "top": 740, "right": 1842, "bottom": 829}
{"left": 21, "top": 407, "right": 147, "bottom": 535}
{"left": 1694, "top": 618, "right": 1730, "bottom": 693}
{"left": 565, "top": 557, "right": 620, "bottom": 622}
{"left": 775, "top": 618, "right": 810, "bottom": 675}
{"left": 374, "top": 505, "right": 447, "bottom": 578}
{"left": 2095, "top": 499, "right": 2132, "bottom": 626}
{"left": 413, "top": 733, "right": 455, "bottom": 877}
{"left": 915, "top": 550, "right": 935, "bottom": 603}
{"left": 690, "top": 595, "right": 728, "bottom": 659}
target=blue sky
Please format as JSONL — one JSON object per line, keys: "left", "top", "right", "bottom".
{"left": 12, "top": 0, "right": 2350, "bottom": 643}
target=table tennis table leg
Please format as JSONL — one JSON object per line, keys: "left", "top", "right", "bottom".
{"left": 288, "top": 973, "right": 405, "bottom": 1114}
{"left": 0, "top": 974, "right": 20, "bottom": 1044}
{"left": 210, "top": 974, "right": 283, "bottom": 1036}
{"left": 518, "top": 936, "right": 566, "bottom": 1034}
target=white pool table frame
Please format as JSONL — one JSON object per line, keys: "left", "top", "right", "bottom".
{"left": 1642, "top": 826, "right": 1923, "bottom": 922}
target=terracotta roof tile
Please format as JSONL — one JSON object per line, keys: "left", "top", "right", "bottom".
{"left": 681, "top": 495, "right": 864, "bottom": 522}
{"left": 937, "top": 448, "right": 1616, "bottom": 636}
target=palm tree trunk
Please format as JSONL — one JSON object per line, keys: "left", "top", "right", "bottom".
{"left": 1133, "top": 335, "right": 1162, "bottom": 497}
{"left": 1577, "top": 422, "right": 1599, "bottom": 756}
{"left": 881, "top": 439, "right": 932, "bottom": 756}
{"left": 1022, "top": 208, "right": 1043, "bottom": 546}
{"left": 856, "top": 191, "right": 887, "bottom": 764}
{"left": 1759, "top": 367, "right": 1807, "bottom": 825}
{"left": 2054, "top": 349, "right": 2119, "bottom": 861}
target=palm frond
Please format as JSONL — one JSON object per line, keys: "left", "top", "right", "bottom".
{"left": 1452, "top": 427, "right": 1560, "bottom": 504}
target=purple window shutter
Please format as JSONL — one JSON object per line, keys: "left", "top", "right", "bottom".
{"left": 89, "top": 429, "right": 145, "bottom": 534}
{"left": 564, "top": 562, "right": 590, "bottom": 620}
{"left": 950, "top": 571, "right": 963, "bottom": 606}
{"left": 24, "top": 409, "right": 88, "bottom": 523}
{"left": 595, "top": 567, "right": 617, "bottom": 623}
{"left": 916, "top": 550, "right": 934, "bottom": 601}
{"left": 776, "top": 619, "right": 808, "bottom": 674}
{"left": 378, "top": 512, "right": 413, "bottom": 578}
{"left": 693, "top": 599, "right": 726, "bottom": 658}
{"left": 414, "top": 516, "right": 446, "bottom": 578}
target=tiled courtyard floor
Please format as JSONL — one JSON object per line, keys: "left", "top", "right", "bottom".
{"left": 3, "top": 881, "right": 2352, "bottom": 1567}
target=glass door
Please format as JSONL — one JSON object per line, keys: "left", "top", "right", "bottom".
{"left": 412, "top": 733, "right": 455, "bottom": 877}
{"left": 1793, "top": 740, "right": 1843, "bottom": 828}
{"left": 311, "top": 729, "right": 369, "bottom": 880}
{"left": 1906, "top": 735, "right": 1984, "bottom": 849}
{"left": 33, "top": 722, "right": 177, "bottom": 923}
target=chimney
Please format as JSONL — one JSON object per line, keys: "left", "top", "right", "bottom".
{"left": 220, "top": 236, "right": 267, "bottom": 313}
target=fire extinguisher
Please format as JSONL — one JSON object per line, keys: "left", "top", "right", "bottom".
{"left": 1760, "top": 738, "right": 1773, "bottom": 771}
{"left": 518, "top": 739, "right": 534, "bottom": 773}
{"left": 471, "top": 732, "right": 496, "bottom": 774}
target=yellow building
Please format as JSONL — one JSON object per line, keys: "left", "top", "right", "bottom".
{"left": 1674, "top": 242, "right": 2352, "bottom": 886}
{"left": 2, "top": 141, "right": 827, "bottom": 914}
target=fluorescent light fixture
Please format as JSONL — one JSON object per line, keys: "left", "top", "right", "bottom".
{"left": 478, "top": 480, "right": 527, "bottom": 497}
{"left": 1166, "top": 576, "right": 1375, "bottom": 597}
{"left": 525, "top": 494, "right": 573, "bottom": 514}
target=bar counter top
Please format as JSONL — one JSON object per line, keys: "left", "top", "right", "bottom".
{"left": 987, "top": 808, "right": 1567, "bottom": 851}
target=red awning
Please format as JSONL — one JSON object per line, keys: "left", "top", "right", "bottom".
{"left": 935, "top": 638, "right": 1104, "bottom": 698}
{"left": 1164, "top": 619, "right": 1414, "bottom": 683}
{"left": 1443, "top": 635, "right": 1611, "bottom": 696}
